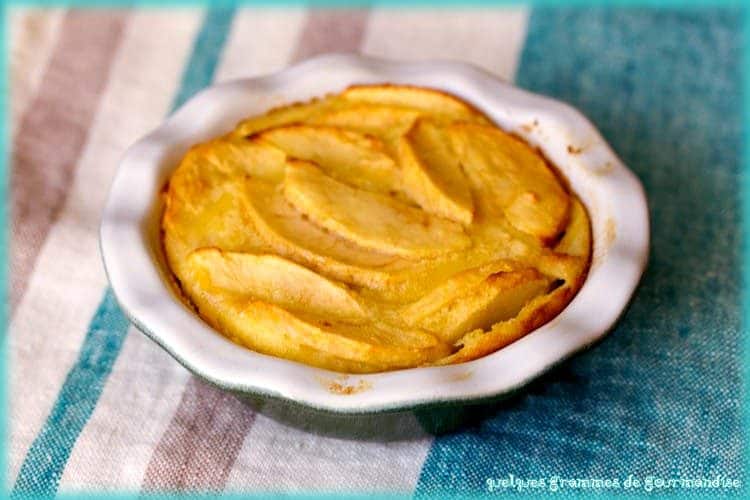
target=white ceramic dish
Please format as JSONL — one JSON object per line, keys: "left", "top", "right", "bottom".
{"left": 100, "top": 54, "right": 649, "bottom": 413}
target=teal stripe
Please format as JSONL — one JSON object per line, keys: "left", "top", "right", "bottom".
{"left": 172, "top": 8, "right": 236, "bottom": 110}
{"left": 415, "top": 7, "right": 742, "bottom": 497}
{"left": 11, "top": 8, "right": 236, "bottom": 495}
{"left": 12, "top": 290, "right": 127, "bottom": 495}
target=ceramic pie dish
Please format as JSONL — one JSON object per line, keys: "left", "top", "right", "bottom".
{"left": 100, "top": 54, "right": 649, "bottom": 413}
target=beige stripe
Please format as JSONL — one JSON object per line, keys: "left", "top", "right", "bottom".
{"left": 292, "top": 8, "right": 369, "bottom": 61}
{"left": 362, "top": 7, "right": 530, "bottom": 80}
{"left": 140, "top": 8, "right": 371, "bottom": 492}
{"left": 225, "top": 402, "right": 433, "bottom": 492}
{"left": 9, "top": 7, "right": 65, "bottom": 136}
{"left": 10, "top": 9, "right": 127, "bottom": 312}
{"left": 141, "top": 378, "right": 257, "bottom": 491}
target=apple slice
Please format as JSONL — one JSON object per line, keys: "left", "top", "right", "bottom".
{"left": 190, "top": 294, "right": 450, "bottom": 372}
{"left": 239, "top": 178, "right": 398, "bottom": 283}
{"left": 257, "top": 125, "right": 399, "bottom": 194}
{"left": 237, "top": 178, "right": 491, "bottom": 301}
{"left": 402, "top": 262, "right": 550, "bottom": 343}
{"left": 283, "top": 160, "right": 472, "bottom": 258}
{"left": 442, "top": 284, "right": 575, "bottom": 365}
{"left": 232, "top": 97, "right": 337, "bottom": 138}
{"left": 307, "top": 103, "right": 421, "bottom": 143}
{"left": 398, "top": 119, "right": 474, "bottom": 225}
{"left": 174, "top": 137, "right": 287, "bottom": 185}
{"left": 162, "top": 138, "right": 287, "bottom": 272}
{"left": 555, "top": 198, "right": 591, "bottom": 258}
{"left": 187, "top": 248, "right": 366, "bottom": 321}
{"left": 451, "top": 122, "right": 570, "bottom": 241}
{"left": 341, "top": 84, "right": 489, "bottom": 123}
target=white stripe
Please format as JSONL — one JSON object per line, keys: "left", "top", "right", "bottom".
{"left": 225, "top": 401, "right": 433, "bottom": 492}
{"left": 362, "top": 7, "right": 529, "bottom": 81}
{"left": 9, "top": 7, "right": 66, "bottom": 136}
{"left": 214, "top": 7, "right": 306, "bottom": 82}
{"left": 9, "top": 9, "right": 202, "bottom": 485}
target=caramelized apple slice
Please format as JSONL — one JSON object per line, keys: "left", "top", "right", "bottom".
{"left": 440, "top": 284, "right": 575, "bottom": 365}
{"left": 341, "top": 84, "right": 489, "bottom": 123}
{"left": 529, "top": 198, "right": 592, "bottom": 286}
{"left": 237, "top": 178, "right": 404, "bottom": 290}
{"left": 555, "top": 198, "right": 591, "bottom": 258}
{"left": 257, "top": 125, "right": 399, "bottom": 193}
{"left": 233, "top": 97, "right": 338, "bottom": 138}
{"left": 451, "top": 122, "right": 570, "bottom": 240}
{"left": 283, "top": 160, "right": 471, "bottom": 258}
{"left": 175, "top": 137, "right": 287, "bottom": 184}
{"left": 238, "top": 178, "right": 494, "bottom": 301}
{"left": 402, "top": 262, "right": 550, "bottom": 343}
{"left": 307, "top": 103, "right": 420, "bottom": 143}
{"left": 191, "top": 295, "right": 450, "bottom": 372}
{"left": 398, "top": 119, "right": 474, "bottom": 225}
{"left": 162, "top": 138, "right": 285, "bottom": 271}
{"left": 187, "top": 248, "right": 366, "bottom": 321}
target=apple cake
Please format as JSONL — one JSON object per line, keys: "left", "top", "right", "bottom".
{"left": 161, "top": 84, "right": 591, "bottom": 373}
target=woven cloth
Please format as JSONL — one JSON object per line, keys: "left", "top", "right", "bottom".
{"left": 9, "top": 6, "right": 743, "bottom": 496}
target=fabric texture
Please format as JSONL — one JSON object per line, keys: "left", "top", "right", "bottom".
{"left": 416, "top": 7, "right": 744, "bottom": 496}
{"left": 8, "top": 6, "right": 743, "bottom": 496}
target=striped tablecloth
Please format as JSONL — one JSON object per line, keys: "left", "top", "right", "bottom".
{"left": 9, "top": 5, "right": 743, "bottom": 496}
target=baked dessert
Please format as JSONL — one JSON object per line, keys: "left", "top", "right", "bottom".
{"left": 161, "top": 84, "right": 591, "bottom": 373}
